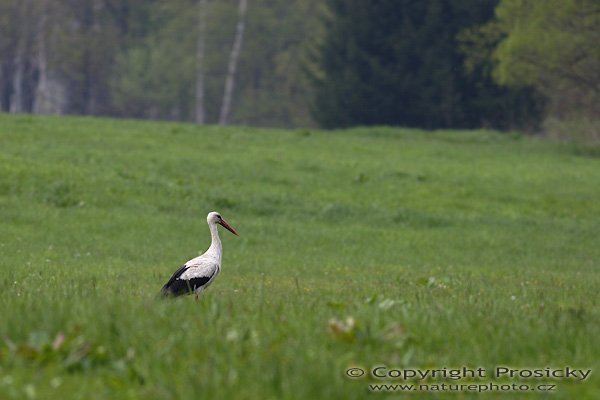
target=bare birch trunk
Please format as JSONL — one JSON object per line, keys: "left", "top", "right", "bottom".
{"left": 80, "top": 0, "right": 96, "bottom": 115}
{"left": 194, "top": 0, "right": 208, "bottom": 124}
{"left": 9, "top": 40, "right": 24, "bottom": 113}
{"left": 34, "top": 0, "right": 51, "bottom": 114}
{"left": 219, "top": 0, "right": 248, "bottom": 125}
{"left": 9, "top": 0, "right": 32, "bottom": 113}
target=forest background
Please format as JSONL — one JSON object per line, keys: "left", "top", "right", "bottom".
{"left": 0, "top": 0, "right": 597, "bottom": 141}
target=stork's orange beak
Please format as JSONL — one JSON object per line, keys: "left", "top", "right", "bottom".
{"left": 218, "top": 219, "right": 239, "bottom": 236}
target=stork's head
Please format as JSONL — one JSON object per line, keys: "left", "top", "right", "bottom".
{"left": 207, "top": 211, "right": 239, "bottom": 236}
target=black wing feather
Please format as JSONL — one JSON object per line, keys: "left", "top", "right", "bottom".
{"left": 160, "top": 265, "right": 211, "bottom": 297}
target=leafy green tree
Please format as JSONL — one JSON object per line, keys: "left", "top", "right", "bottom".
{"left": 110, "top": 0, "right": 319, "bottom": 126}
{"left": 109, "top": 0, "right": 195, "bottom": 120}
{"left": 458, "top": 13, "right": 543, "bottom": 131}
{"left": 491, "top": 0, "right": 599, "bottom": 139}
{"left": 110, "top": 0, "right": 235, "bottom": 121}
{"left": 232, "top": 0, "right": 321, "bottom": 127}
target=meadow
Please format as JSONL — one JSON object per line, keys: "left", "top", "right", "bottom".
{"left": 0, "top": 114, "right": 599, "bottom": 399}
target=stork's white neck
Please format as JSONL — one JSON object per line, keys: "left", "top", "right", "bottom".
{"left": 206, "top": 222, "right": 222, "bottom": 261}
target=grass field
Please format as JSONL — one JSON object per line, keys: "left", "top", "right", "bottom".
{"left": 0, "top": 114, "right": 599, "bottom": 399}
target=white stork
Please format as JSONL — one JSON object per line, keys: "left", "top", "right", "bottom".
{"left": 161, "top": 211, "right": 238, "bottom": 298}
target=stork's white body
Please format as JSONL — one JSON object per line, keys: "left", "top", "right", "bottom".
{"left": 178, "top": 223, "right": 222, "bottom": 291}
{"left": 161, "top": 212, "right": 237, "bottom": 297}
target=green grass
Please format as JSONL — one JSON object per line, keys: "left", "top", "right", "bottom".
{"left": 0, "top": 114, "right": 599, "bottom": 399}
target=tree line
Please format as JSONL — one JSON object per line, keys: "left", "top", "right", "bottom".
{"left": 0, "top": 0, "right": 597, "bottom": 139}
{"left": 0, "top": 0, "right": 319, "bottom": 127}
